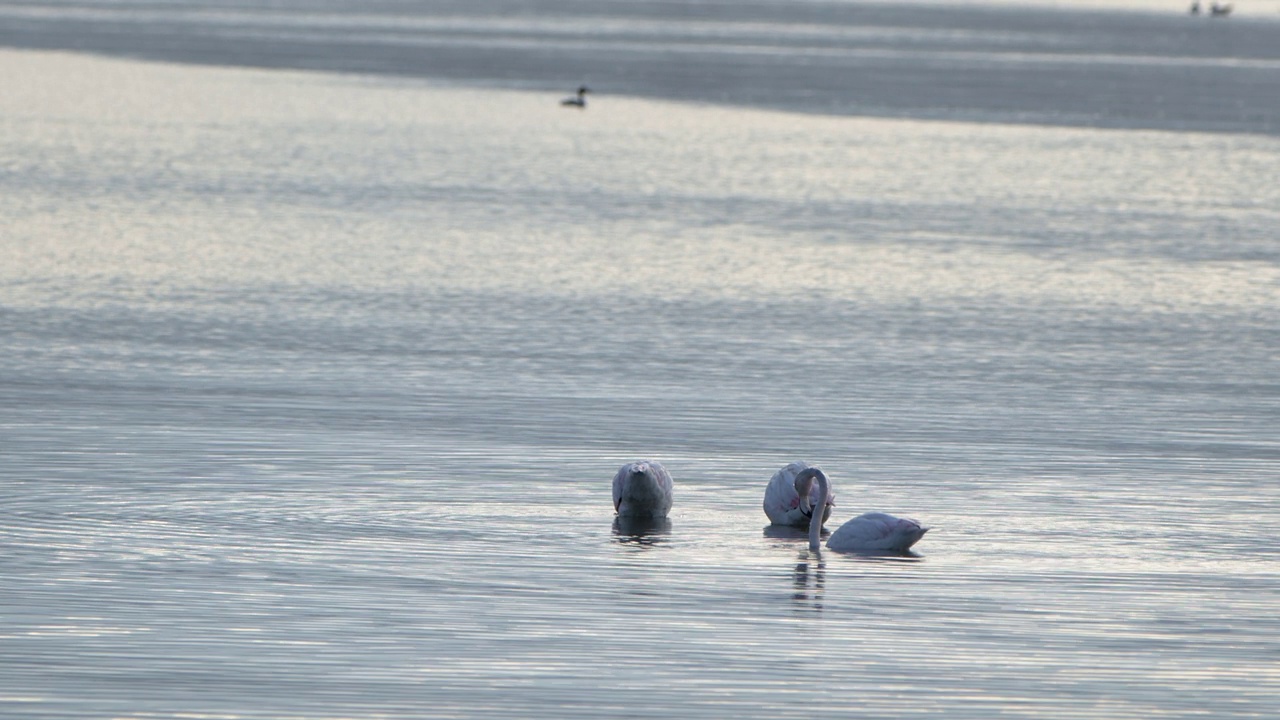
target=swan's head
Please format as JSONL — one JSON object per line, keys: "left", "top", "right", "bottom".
{"left": 795, "top": 467, "right": 832, "bottom": 553}
{"left": 793, "top": 467, "right": 834, "bottom": 517}
{"left": 577, "top": 86, "right": 591, "bottom": 96}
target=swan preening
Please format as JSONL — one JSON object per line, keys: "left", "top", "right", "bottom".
{"left": 764, "top": 461, "right": 835, "bottom": 528}
{"left": 791, "top": 466, "right": 928, "bottom": 554}
{"left": 561, "top": 85, "right": 590, "bottom": 108}
{"left": 612, "top": 460, "right": 673, "bottom": 518}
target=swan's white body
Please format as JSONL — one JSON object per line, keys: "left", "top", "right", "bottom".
{"left": 827, "top": 511, "right": 928, "bottom": 553}
{"left": 561, "top": 86, "right": 590, "bottom": 108}
{"left": 764, "top": 461, "right": 835, "bottom": 528}
{"left": 612, "top": 460, "right": 673, "bottom": 518}
{"left": 796, "top": 468, "right": 927, "bottom": 553}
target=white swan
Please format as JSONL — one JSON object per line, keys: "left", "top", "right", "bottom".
{"left": 795, "top": 467, "right": 928, "bottom": 553}
{"left": 612, "top": 460, "right": 673, "bottom": 518}
{"left": 561, "top": 86, "right": 590, "bottom": 108}
{"left": 764, "top": 461, "right": 835, "bottom": 528}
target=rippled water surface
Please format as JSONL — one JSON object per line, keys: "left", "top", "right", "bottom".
{"left": 3, "top": 0, "right": 1280, "bottom": 134}
{"left": 2, "top": 36, "right": 1278, "bottom": 720}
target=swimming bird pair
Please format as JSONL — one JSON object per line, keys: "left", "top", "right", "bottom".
{"left": 612, "top": 459, "right": 928, "bottom": 553}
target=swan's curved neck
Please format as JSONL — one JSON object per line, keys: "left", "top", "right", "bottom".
{"left": 801, "top": 468, "right": 829, "bottom": 553}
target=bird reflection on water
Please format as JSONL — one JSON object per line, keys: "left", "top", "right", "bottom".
{"left": 762, "top": 524, "right": 826, "bottom": 541}
{"left": 792, "top": 552, "right": 826, "bottom": 611}
{"left": 763, "top": 525, "right": 925, "bottom": 611}
{"left": 611, "top": 516, "right": 672, "bottom": 547}
{"left": 764, "top": 527, "right": 828, "bottom": 611}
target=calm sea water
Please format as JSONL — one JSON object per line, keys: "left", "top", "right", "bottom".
{"left": 2, "top": 2, "right": 1279, "bottom": 718}
{"left": 2, "top": 0, "right": 1280, "bottom": 133}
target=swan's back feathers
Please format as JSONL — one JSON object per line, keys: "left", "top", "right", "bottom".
{"left": 612, "top": 460, "right": 673, "bottom": 518}
{"left": 764, "top": 461, "right": 835, "bottom": 527}
{"left": 826, "top": 512, "right": 928, "bottom": 553}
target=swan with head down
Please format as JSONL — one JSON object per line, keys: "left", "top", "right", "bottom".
{"left": 795, "top": 467, "right": 928, "bottom": 553}
{"left": 612, "top": 460, "right": 673, "bottom": 518}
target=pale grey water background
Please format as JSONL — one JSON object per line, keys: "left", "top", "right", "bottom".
{"left": 2, "top": 0, "right": 1280, "bottom": 133}
{"left": 2, "top": 2, "right": 1280, "bottom": 719}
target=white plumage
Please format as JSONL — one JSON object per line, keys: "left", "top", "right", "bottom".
{"left": 763, "top": 460, "right": 835, "bottom": 528}
{"left": 611, "top": 460, "right": 673, "bottom": 518}
{"left": 794, "top": 467, "right": 928, "bottom": 553}
{"left": 827, "top": 511, "right": 929, "bottom": 553}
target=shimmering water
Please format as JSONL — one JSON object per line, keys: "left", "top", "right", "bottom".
{"left": 2, "top": 5, "right": 1279, "bottom": 718}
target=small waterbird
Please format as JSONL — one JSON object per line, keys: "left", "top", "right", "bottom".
{"left": 561, "top": 86, "right": 590, "bottom": 108}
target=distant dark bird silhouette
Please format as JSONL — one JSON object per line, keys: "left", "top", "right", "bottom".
{"left": 1210, "top": 2, "right": 1232, "bottom": 15}
{"left": 561, "top": 86, "right": 590, "bottom": 108}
